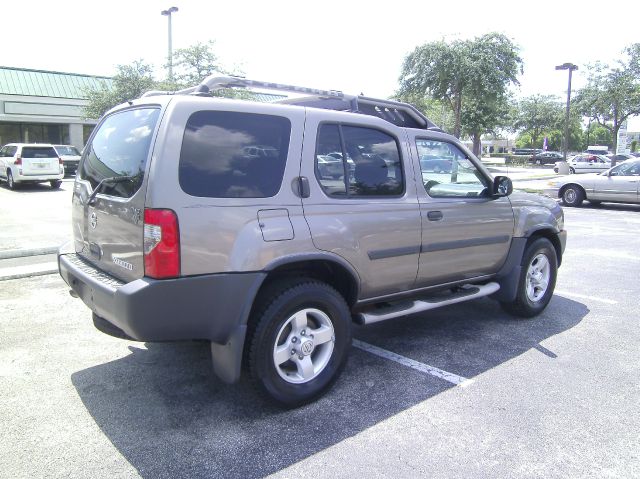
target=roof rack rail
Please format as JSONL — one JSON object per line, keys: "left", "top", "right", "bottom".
{"left": 142, "top": 73, "right": 440, "bottom": 131}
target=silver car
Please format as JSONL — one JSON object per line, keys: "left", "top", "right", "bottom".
{"left": 545, "top": 159, "right": 640, "bottom": 206}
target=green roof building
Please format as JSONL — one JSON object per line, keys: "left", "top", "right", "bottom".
{"left": 0, "top": 66, "right": 112, "bottom": 148}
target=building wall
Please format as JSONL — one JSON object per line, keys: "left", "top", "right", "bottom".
{"left": 0, "top": 93, "right": 96, "bottom": 148}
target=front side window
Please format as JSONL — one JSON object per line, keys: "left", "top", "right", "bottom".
{"left": 315, "top": 124, "right": 403, "bottom": 197}
{"left": 610, "top": 161, "right": 640, "bottom": 176}
{"left": 179, "top": 111, "right": 291, "bottom": 198}
{"left": 417, "top": 139, "right": 489, "bottom": 198}
{"left": 80, "top": 107, "right": 160, "bottom": 199}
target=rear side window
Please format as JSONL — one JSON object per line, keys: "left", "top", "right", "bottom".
{"left": 179, "top": 111, "right": 291, "bottom": 198}
{"left": 21, "top": 147, "right": 57, "bottom": 158}
{"left": 80, "top": 107, "right": 160, "bottom": 199}
{"left": 315, "top": 124, "right": 403, "bottom": 197}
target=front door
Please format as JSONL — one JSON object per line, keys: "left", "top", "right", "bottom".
{"left": 592, "top": 161, "right": 640, "bottom": 203}
{"left": 410, "top": 135, "right": 515, "bottom": 287}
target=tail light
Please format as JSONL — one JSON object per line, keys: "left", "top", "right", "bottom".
{"left": 143, "top": 209, "right": 179, "bottom": 279}
{"left": 58, "top": 157, "right": 63, "bottom": 165}
{"left": 14, "top": 156, "right": 22, "bottom": 165}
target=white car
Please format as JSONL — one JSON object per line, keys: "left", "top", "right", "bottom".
{"left": 554, "top": 154, "right": 611, "bottom": 174}
{"left": 53, "top": 145, "right": 82, "bottom": 177}
{"left": 544, "top": 159, "right": 640, "bottom": 206}
{"left": 0, "top": 143, "right": 65, "bottom": 190}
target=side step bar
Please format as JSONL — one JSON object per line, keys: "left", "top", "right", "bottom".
{"left": 355, "top": 282, "right": 500, "bottom": 325}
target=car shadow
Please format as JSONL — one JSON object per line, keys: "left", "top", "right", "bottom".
{"left": 579, "top": 202, "right": 640, "bottom": 212}
{"left": 1, "top": 180, "right": 72, "bottom": 193}
{"left": 71, "top": 295, "right": 587, "bottom": 478}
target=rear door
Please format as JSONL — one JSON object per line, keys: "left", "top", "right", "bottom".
{"left": 20, "top": 146, "right": 60, "bottom": 175}
{"left": 300, "top": 111, "right": 422, "bottom": 299}
{"left": 73, "top": 106, "right": 161, "bottom": 282}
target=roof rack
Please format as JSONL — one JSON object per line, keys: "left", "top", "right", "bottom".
{"left": 141, "top": 74, "right": 440, "bottom": 131}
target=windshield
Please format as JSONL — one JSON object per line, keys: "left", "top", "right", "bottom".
{"left": 55, "top": 145, "right": 81, "bottom": 156}
{"left": 79, "top": 108, "right": 160, "bottom": 199}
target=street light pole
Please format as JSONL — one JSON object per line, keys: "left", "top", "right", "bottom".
{"left": 555, "top": 62, "right": 578, "bottom": 162}
{"left": 161, "top": 6, "right": 179, "bottom": 82}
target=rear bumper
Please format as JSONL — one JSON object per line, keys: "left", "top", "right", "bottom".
{"left": 58, "top": 249, "right": 266, "bottom": 344}
{"left": 14, "top": 171, "right": 64, "bottom": 182}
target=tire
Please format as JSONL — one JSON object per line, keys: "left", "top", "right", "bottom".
{"left": 500, "top": 237, "right": 558, "bottom": 318}
{"left": 569, "top": 167, "right": 575, "bottom": 174}
{"left": 561, "top": 185, "right": 584, "bottom": 207}
{"left": 246, "top": 279, "right": 352, "bottom": 407}
{"left": 536, "top": 159, "right": 542, "bottom": 165}
{"left": 50, "top": 180, "right": 62, "bottom": 189}
{"left": 7, "top": 170, "right": 16, "bottom": 190}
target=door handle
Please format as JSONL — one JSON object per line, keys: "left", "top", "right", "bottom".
{"left": 427, "top": 210, "right": 443, "bottom": 221}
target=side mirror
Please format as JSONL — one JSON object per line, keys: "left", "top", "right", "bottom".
{"left": 493, "top": 176, "right": 513, "bottom": 197}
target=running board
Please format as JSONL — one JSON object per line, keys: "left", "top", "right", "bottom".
{"left": 354, "top": 282, "right": 500, "bottom": 325}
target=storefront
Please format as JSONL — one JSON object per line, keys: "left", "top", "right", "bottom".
{"left": 0, "top": 66, "right": 111, "bottom": 149}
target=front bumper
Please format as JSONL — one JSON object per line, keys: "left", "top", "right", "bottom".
{"left": 58, "top": 249, "right": 266, "bottom": 343}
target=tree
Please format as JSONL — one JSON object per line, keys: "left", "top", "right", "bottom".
{"left": 461, "top": 93, "right": 511, "bottom": 155}
{"left": 83, "top": 60, "right": 155, "bottom": 119}
{"left": 398, "top": 32, "right": 522, "bottom": 154}
{"left": 512, "top": 95, "right": 564, "bottom": 148}
{"left": 574, "top": 44, "right": 640, "bottom": 164}
{"left": 171, "top": 41, "right": 223, "bottom": 87}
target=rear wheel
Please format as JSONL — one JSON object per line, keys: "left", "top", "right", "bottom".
{"left": 500, "top": 237, "right": 558, "bottom": 318}
{"left": 246, "top": 279, "right": 352, "bottom": 407}
{"left": 50, "top": 180, "right": 62, "bottom": 189}
{"left": 569, "top": 167, "right": 575, "bottom": 174}
{"left": 561, "top": 185, "right": 584, "bottom": 207}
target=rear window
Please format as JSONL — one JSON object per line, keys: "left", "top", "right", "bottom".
{"left": 21, "top": 147, "right": 57, "bottom": 158}
{"left": 80, "top": 108, "right": 160, "bottom": 199}
{"left": 179, "top": 111, "right": 291, "bottom": 198}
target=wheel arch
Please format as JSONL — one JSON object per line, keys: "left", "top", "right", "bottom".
{"left": 525, "top": 228, "right": 563, "bottom": 266}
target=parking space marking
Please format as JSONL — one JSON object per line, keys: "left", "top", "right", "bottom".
{"left": 555, "top": 290, "right": 617, "bottom": 305}
{"left": 353, "top": 339, "right": 474, "bottom": 387}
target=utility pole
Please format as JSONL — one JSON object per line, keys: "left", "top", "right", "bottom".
{"left": 555, "top": 63, "right": 578, "bottom": 162}
{"left": 161, "top": 6, "right": 179, "bottom": 82}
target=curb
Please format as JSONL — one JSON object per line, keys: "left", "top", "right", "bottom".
{"left": 0, "top": 246, "right": 59, "bottom": 260}
{"left": 0, "top": 268, "right": 58, "bottom": 282}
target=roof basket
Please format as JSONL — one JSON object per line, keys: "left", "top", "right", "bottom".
{"left": 141, "top": 73, "right": 440, "bottom": 131}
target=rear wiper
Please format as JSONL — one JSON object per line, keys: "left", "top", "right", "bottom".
{"left": 87, "top": 176, "right": 135, "bottom": 205}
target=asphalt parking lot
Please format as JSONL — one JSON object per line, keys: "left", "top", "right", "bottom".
{"left": 1, "top": 179, "right": 639, "bottom": 478}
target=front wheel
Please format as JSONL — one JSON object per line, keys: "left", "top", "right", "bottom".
{"left": 561, "top": 185, "right": 584, "bottom": 207}
{"left": 500, "top": 237, "right": 558, "bottom": 318}
{"left": 246, "top": 279, "right": 352, "bottom": 407}
{"left": 7, "top": 170, "right": 16, "bottom": 190}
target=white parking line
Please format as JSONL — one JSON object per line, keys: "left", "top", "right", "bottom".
{"left": 353, "top": 339, "right": 473, "bottom": 387}
{"left": 555, "top": 290, "right": 618, "bottom": 305}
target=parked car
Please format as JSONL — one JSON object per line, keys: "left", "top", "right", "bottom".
{"left": 606, "top": 153, "right": 635, "bottom": 164}
{"left": 420, "top": 154, "right": 453, "bottom": 173}
{"left": 529, "top": 151, "right": 563, "bottom": 165}
{"left": 0, "top": 143, "right": 64, "bottom": 189}
{"left": 545, "top": 159, "right": 640, "bottom": 206}
{"left": 53, "top": 145, "right": 82, "bottom": 176}
{"left": 554, "top": 154, "right": 611, "bottom": 174}
{"left": 58, "top": 74, "right": 566, "bottom": 407}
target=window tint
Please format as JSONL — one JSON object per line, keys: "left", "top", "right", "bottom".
{"left": 610, "top": 161, "right": 640, "bottom": 176}
{"left": 315, "top": 124, "right": 403, "bottom": 197}
{"left": 80, "top": 108, "right": 160, "bottom": 199}
{"left": 417, "top": 139, "right": 489, "bottom": 198}
{"left": 179, "top": 111, "right": 291, "bottom": 198}
{"left": 21, "top": 147, "right": 57, "bottom": 158}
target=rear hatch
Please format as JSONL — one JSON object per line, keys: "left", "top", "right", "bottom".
{"left": 20, "top": 146, "right": 60, "bottom": 175}
{"left": 54, "top": 145, "right": 82, "bottom": 170}
{"left": 73, "top": 106, "right": 161, "bottom": 282}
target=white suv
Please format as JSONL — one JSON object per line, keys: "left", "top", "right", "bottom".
{"left": 0, "top": 143, "right": 65, "bottom": 189}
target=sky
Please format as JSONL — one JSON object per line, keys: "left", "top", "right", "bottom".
{"left": 3, "top": 0, "right": 640, "bottom": 130}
